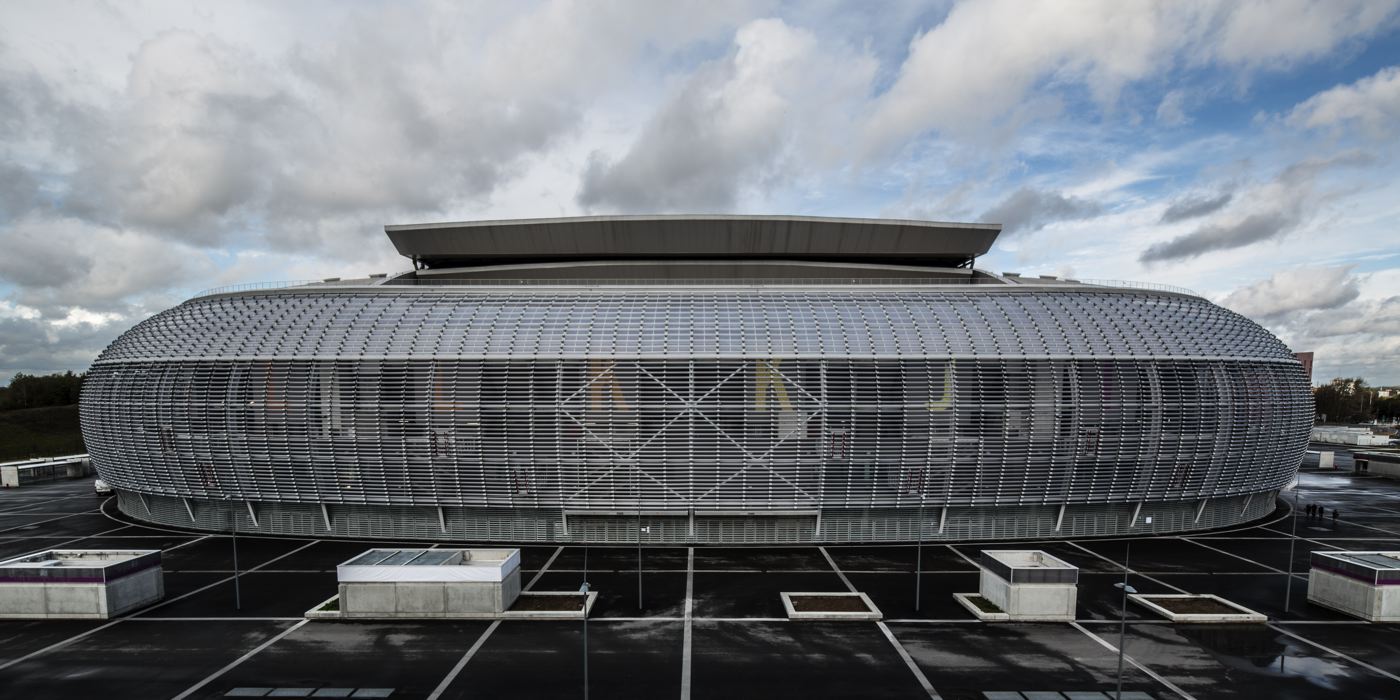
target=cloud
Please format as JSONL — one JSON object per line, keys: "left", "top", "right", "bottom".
{"left": 1211, "top": 0, "right": 1400, "bottom": 70}
{"left": 0, "top": 312, "right": 127, "bottom": 385}
{"left": 980, "top": 188, "right": 1101, "bottom": 235}
{"left": 1287, "top": 64, "right": 1400, "bottom": 138}
{"left": 1140, "top": 151, "right": 1372, "bottom": 263}
{"left": 0, "top": 214, "right": 217, "bottom": 316}
{"left": 1155, "top": 89, "right": 1191, "bottom": 126}
{"left": 1158, "top": 191, "right": 1232, "bottom": 223}
{"left": 577, "top": 18, "right": 876, "bottom": 212}
{"left": 1143, "top": 211, "right": 1292, "bottom": 262}
{"left": 3, "top": 5, "right": 757, "bottom": 247}
{"left": 1223, "top": 265, "right": 1360, "bottom": 318}
{"left": 861, "top": 0, "right": 1399, "bottom": 154}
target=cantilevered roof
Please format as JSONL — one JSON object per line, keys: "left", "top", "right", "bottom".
{"left": 385, "top": 215, "right": 1001, "bottom": 269}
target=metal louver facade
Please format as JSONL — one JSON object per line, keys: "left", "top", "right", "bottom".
{"left": 81, "top": 284, "right": 1311, "bottom": 543}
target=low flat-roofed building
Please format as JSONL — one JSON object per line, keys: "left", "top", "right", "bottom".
{"left": 975, "top": 549, "right": 1079, "bottom": 620}
{"left": 0, "top": 549, "right": 163, "bottom": 619}
{"left": 336, "top": 548, "right": 521, "bottom": 618}
{"left": 1308, "top": 550, "right": 1400, "bottom": 621}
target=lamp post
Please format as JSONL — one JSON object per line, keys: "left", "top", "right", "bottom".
{"left": 1284, "top": 485, "right": 1301, "bottom": 614}
{"left": 226, "top": 501, "right": 242, "bottom": 611}
{"left": 915, "top": 493, "right": 925, "bottom": 611}
{"left": 581, "top": 546, "right": 589, "bottom": 700}
{"left": 1114, "top": 541, "right": 1135, "bottom": 700}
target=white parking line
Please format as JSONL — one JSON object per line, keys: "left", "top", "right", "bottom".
{"left": 1069, "top": 621, "right": 1194, "bottom": 699}
{"left": 525, "top": 546, "right": 564, "bottom": 591}
{"left": 0, "top": 510, "right": 102, "bottom": 534}
{"left": 820, "top": 546, "right": 939, "bottom": 699}
{"left": 681, "top": 546, "right": 694, "bottom": 700}
{"left": 1179, "top": 537, "right": 1290, "bottom": 575}
{"left": 1064, "top": 542, "right": 1189, "bottom": 593}
{"left": 426, "top": 620, "right": 501, "bottom": 700}
{"left": 171, "top": 619, "right": 310, "bottom": 700}
{"left": 1268, "top": 623, "right": 1400, "bottom": 684}
{"left": 0, "top": 494, "right": 98, "bottom": 515}
{"left": 425, "top": 543, "right": 566, "bottom": 699}
{"left": 0, "top": 538, "right": 318, "bottom": 674}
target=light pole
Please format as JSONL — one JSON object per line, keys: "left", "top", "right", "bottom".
{"left": 1114, "top": 540, "right": 1134, "bottom": 700}
{"left": 637, "top": 465, "right": 644, "bottom": 610}
{"left": 1113, "top": 581, "right": 1137, "bottom": 699}
{"left": 1284, "top": 484, "right": 1301, "bottom": 614}
{"left": 914, "top": 493, "right": 925, "bottom": 611}
{"left": 581, "top": 546, "right": 589, "bottom": 700}
{"left": 226, "top": 501, "right": 242, "bottom": 611}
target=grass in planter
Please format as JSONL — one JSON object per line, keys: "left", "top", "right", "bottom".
{"left": 1149, "top": 596, "right": 1242, "bottom": 615}
{"left": 512, "top": 594, "right": 586, "bottom": 611}
{"left": 965, "top": 594, "right": 1003, "bottom": 614}
{"left": 318, "top": 597, "right": 340, "bottom": 612}
{"left": 789, "top": 595, "right": 872, "bottom": 613}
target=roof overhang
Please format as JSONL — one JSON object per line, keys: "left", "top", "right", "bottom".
{"left": 385, "top": 215, "right": 1001, "bottom": 269}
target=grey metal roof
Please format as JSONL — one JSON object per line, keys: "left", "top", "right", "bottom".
{"left": 96, "top": 288, "right": 1294, "bottom": 362}
{"left": 384, "top": 215, "right": 1001, "bottom": 269}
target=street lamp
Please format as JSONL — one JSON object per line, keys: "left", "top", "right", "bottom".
{"left": 1114, "top": 580, "right": 1137, "bottom": 700}
{"left": 576, "top": 579, "right": 588, "bottom": 700}
{"left": 1284, "top": 484, "right": 1301, "bottom": 614}
{"left": 914, "top": 493, "right": 925, "bottom": 611}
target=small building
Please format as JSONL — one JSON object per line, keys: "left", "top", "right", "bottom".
{"left": 336, "top": 548, "right": 521, "bottom": 619}
{"left": 1308, "top": 551, "right": 1400, "bottom": 621}
{"left": 0, "top": 549, "right": 163, "bottom": 619}
{"left": 1311, "top": 427, "right": 1390, "bottom": 446}
{"left": 976, "top": 550, "right": 1079, "bottom": 621}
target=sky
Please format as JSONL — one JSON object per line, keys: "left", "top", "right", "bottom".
{"left": 1, "top": 0, "right": 1398, "bottom": 386}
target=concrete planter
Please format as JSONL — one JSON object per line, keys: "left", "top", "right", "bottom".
{"left": 305, "top": 594, "right": 342, "bottom": 619}
{"left": 780, "top": 592, "right": 882, "bottom": 621}
{"left": 502, "top": 591, "right": 597, "bottom": 620}
{"left": 1129, "top": 594, "right": 1266, "bottom": 623}
{"left": 953, "top": 592, "right": 1009, "bottom": 621}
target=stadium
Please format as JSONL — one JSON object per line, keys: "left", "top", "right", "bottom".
{"left": 79, "top": 215, "right": 1312, "bottom": 543}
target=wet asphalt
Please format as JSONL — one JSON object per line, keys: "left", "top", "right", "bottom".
{"left": 1, "top": 461, "right": 1399, "bottom": 699}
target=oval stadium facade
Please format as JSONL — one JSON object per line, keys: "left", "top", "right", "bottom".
{"left": 80, "top": 216, "right": 1313, "bottom": 543}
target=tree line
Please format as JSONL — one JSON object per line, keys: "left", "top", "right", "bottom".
{"left": 0, "top": 372, "right": 85, "bottom": 411}
{"left": 1314, "top": 377, "right": 1400, "bottom": 424}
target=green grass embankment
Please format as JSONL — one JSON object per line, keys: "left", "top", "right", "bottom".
{"left": 0, "top": 404, "right": 85, "bottom": 462}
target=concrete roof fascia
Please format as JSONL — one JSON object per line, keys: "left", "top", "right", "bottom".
{"left": 384, "top": 215, "right": 1002, "bottom": 268}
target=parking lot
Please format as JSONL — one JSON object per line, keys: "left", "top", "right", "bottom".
{"left": 3, "top": 469, "right": 1400, "bottom": 699}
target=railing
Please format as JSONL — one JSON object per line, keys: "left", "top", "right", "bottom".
{"left": 389, "top": 276, "right": 980, "bottom": 287}
{"left": 1076, "top": 279, "right": 1199, "bottom": 297}
{"left": 190, "top": 275, "right": 1201, "bottom": 296}
{"left": 192, "top": 280, "right": 320, "bottom": 298}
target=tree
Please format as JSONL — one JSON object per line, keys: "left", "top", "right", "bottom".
{"left": 0, "top": 371, "right": 86, "bottom": 411}
{"left": 1314, "top": 377, "right": 1377, "bottom": 424}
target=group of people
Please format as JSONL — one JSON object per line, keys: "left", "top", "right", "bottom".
{"left": 1304, "top": 503, "right": 1339, "bottom": 522}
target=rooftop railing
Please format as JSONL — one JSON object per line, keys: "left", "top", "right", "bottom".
{"left": 191, "top": 275, "right": 1201, "bottom": 297}
{"left": 1076, "top": 279, "right": 1200, "bottom": 297}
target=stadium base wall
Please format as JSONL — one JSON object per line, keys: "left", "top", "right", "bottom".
{"left": 115, "top": 488, "right": 1278, "bottom": 544}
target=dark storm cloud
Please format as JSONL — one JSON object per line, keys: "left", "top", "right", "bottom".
{"left": 1141, "top": 210, "right": 1297, "bottom": 263}
{"left": 979, "top": 188, "right": 1101, "bottom": 235}
{"left": 1158, "top": 190, "right": 1232, "bottom": 223}
{"left": 1140, "top": 151, "right": 1373, "bottom": 264}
